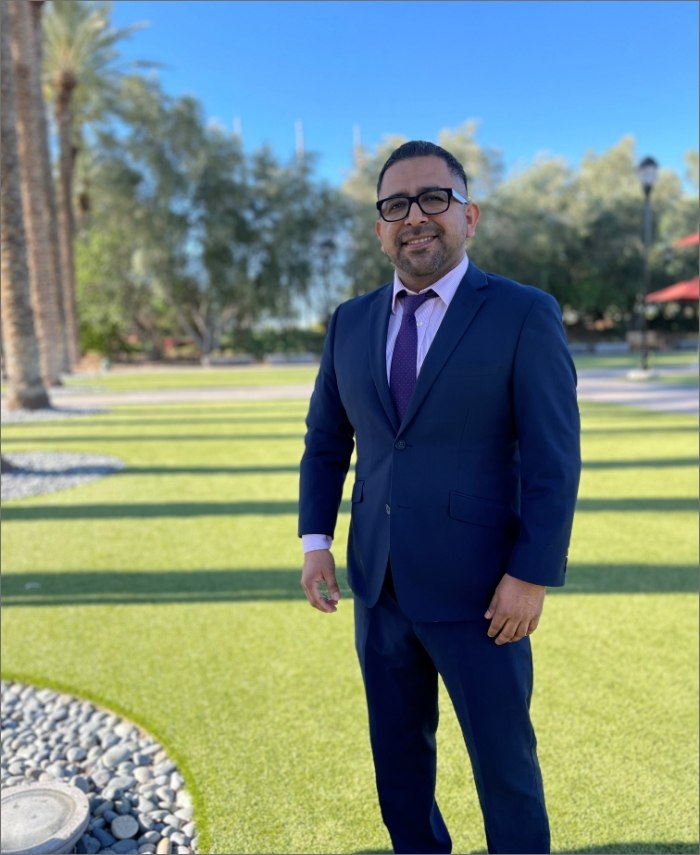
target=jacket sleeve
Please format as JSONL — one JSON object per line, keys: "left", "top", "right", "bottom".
{"left": 506, "top": 292, "right": 581, "bottom": 587}
{"left": 298, "top": 305, "right": 356, "bottom": 538}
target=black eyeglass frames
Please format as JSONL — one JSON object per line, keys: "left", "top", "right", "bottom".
{"left": 376, "top": 187, "right": 469, "bottom": 222}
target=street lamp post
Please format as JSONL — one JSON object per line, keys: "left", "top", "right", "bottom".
{"left": 636, "top": 156, "right": 659, "bottom": 372}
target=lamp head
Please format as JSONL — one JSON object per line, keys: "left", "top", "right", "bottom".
{"left": 637, "top": 156, "right": 659, "bottom": 195}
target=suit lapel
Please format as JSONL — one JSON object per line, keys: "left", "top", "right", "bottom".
{"left": 399, "top": 263, "right": 489, "bottom": 432}
{"left": 368, "top": 284, "right": 399, "bottom": 431}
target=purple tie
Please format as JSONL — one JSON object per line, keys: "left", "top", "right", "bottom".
{"left": 390, "top": 290, "right": 437, "bottom": 423}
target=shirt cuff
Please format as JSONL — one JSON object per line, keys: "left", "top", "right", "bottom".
{"left": 302, "top": 534, "right": 333, "bottom": 553}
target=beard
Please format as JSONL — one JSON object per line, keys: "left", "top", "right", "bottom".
{"left": 385, "top": 231, "right": 454, "bottom": 282}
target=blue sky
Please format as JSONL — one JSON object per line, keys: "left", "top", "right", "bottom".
{"left": 110, "top": 0, "right": 699, "bottom": 190}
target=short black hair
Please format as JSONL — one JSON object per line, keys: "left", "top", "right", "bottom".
{"left": 376, "top": 140, "right": 469, "bottom": 197}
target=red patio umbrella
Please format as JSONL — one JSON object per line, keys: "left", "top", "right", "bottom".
{"left": 645, "top": 276, "right": 700, "bottom": 303}
{"left": 673, "top": 232, "right": 700, "bottom": 248}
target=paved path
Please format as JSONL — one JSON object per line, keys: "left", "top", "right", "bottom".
{"left": 576, "top": 370, "right": 698, "bottom": 414}
{"left": 2, "top": 368, "right": 697, "bottom": 417}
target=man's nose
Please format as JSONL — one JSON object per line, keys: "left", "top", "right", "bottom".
{"left": 404, "top": 199, "right": 428, "bottom": 225}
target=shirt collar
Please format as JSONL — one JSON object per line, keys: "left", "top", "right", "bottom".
{"left": 391, "top": 254, "right": 470, "bottom": 313}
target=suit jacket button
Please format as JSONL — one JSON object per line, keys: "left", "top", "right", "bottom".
{"left": 395, "top": 440, "right": 406, "bottom": 450}
{"left": 385, "top": 504, "right": 391, "bottom": 515}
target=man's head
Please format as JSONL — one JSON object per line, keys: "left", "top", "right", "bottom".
{"left": 375, "top": 141, "right": 480, "bottom": 292}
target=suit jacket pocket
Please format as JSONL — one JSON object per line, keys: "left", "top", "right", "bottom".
{"left": 351, "top": 480, "right": 365, "bottom": 503}
{"left": 448, "top": 491, "right": 512, "bottom": 528}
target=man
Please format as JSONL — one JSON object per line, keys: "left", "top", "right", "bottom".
{"left": 298, "top": 140, "right": 580, "bottom": 854}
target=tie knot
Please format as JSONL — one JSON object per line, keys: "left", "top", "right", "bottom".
{"left": 400, "top": 289, "right": 437, "bottom": 318}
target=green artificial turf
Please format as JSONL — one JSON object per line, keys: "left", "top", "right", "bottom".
{"left": 1, "top": 382, "right": 698, "bottom": 853}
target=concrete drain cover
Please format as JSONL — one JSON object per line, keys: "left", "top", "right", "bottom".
{"left": 0, "top": 781, "right": 90, "bottom": 855}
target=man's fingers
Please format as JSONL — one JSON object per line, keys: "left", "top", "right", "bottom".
{"left": 300, "top": 550, "right": 340, "bottom": 613}
{"left": 488, "top": 615, "right": 530, "bottom": 645}
{"left": 486, "top": 613, "right": 506, "bottom": 639}
{"left": 302, "top": 576, "right": 338, "bottom": 612}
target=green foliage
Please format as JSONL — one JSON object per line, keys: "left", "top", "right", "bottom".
{"left": 77, "top": 76, "right": 349, "bottom": 358}
{"left": 65, "top": 1, "right": 698, "bottom": 351}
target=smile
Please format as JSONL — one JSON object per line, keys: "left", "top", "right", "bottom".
{"left": 403, "top": 235, "right": 436, "bottom": 247}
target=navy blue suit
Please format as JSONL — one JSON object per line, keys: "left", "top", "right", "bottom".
{"left": 299, "top": 261, "right": 581, "bottom": 853}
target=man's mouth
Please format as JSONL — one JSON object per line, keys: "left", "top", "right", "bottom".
{"left": 402, "top": 234, "right": 437, "bottom": 248}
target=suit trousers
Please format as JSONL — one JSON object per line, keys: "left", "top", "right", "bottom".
{"left": 354, "top": 568, "right": 550, "bottom": 854}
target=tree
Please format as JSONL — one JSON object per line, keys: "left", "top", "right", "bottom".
{"left": 437, "top": 120, "right": 504, "bottom": 200}
{"left": 30, "top": 0, "right": 71, "bottom": 373}
{"left": 342, "top": 135, "right": 404, "bottom": 297}
{"left": 0, "top": 0, "right": 50, "bottom": 410}
{"left": 42, "top": 0, "right": 149, "bottom": 365}
{"left": 472, "top": 155, "right": 578, "bottom": 304}
{"left": 78, "top": 78, "right": 348, "bottom": 358}
{"left": 8, "top": 0, "right": 66, "bottom": 385}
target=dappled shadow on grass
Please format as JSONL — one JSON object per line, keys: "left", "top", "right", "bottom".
{"left": 2, "top": 563, "right": 697, "bottom": 608}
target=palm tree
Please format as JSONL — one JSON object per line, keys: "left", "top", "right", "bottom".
{"left": 42, "top": 0, "right": 148, "bottom": 367}
{"left": 8, "top": 0, "right": 66, "bottom": 386}
{"left": 0, "top": 0, "right": 50, "bottom": 411}
{"left": 30, "top": 0, "right": 72, "bottom": 374}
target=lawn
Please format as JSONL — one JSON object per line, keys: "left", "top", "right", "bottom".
{"left": 1, "top": 369, "right": 698, "bottom": 854}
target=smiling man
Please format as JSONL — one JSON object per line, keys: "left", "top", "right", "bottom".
{"left": 299, "top": 140, "right": 581, "bottom": 854}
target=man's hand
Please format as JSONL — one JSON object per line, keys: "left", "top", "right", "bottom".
{"left": 301, "top": 549, "right": 341, "bottom": 613}
{"left": 484, "top": 573, "right": 546, "bottom": 645}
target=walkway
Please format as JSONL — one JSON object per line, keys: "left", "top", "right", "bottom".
{"left": 2, "top": 367, "right": 697, "bottom": 417}
{"left": 576, "top": 368, "right": 698, "bottom": 414}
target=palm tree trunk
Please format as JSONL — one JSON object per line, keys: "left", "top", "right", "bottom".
{"left": 29, "top": 0, "right": 72, "bottom": 375}
{"left": 8, "top": 0, "right": 64, "bottom": 387}
{"left": 55, "top": 72, "right": 81, "bottom": 367}
{"left": 0, "top": 1, "right": 50, "bottom": 411}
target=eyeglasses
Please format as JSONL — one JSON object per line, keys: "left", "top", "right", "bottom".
{"left": 376, "top": 187, "right": 468, "bottom": 222}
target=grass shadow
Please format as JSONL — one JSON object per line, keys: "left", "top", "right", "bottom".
{"left": 1, "top": 568, "right": 312, "bottom": 606}
{"left": 1, "top": 500, "right": 313, "bottom": 520}
{"left": 2, "top": 563, "right": 697, "bottom": 608}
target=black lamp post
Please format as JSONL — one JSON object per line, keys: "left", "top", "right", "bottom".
{"left": 636, "top": 156, "right": 659, "bottom": 371}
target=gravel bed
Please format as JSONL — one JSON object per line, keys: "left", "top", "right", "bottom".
{"left": 1, "top": 680, "right": 199, "bottom": 854}
{"left": 1, "top": 404, "right": 108, "bottom": 423}
{"left": 1, "top": 452, "right": 125, "bottom": 502}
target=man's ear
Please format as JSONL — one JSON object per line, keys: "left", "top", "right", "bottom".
{"left": 375, "top": 220, "right": 386, "bottom": 252}
{"left": 466, "top": 202, "right": 480, "bottom": 238}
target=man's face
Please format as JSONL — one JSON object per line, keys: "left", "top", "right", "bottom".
{"left": 375, "top": 155, "right": 480, "bottom": 292}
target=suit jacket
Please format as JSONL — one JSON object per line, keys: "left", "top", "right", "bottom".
{"left": 299, "top": 261, "right": 581, "bottom": 622}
